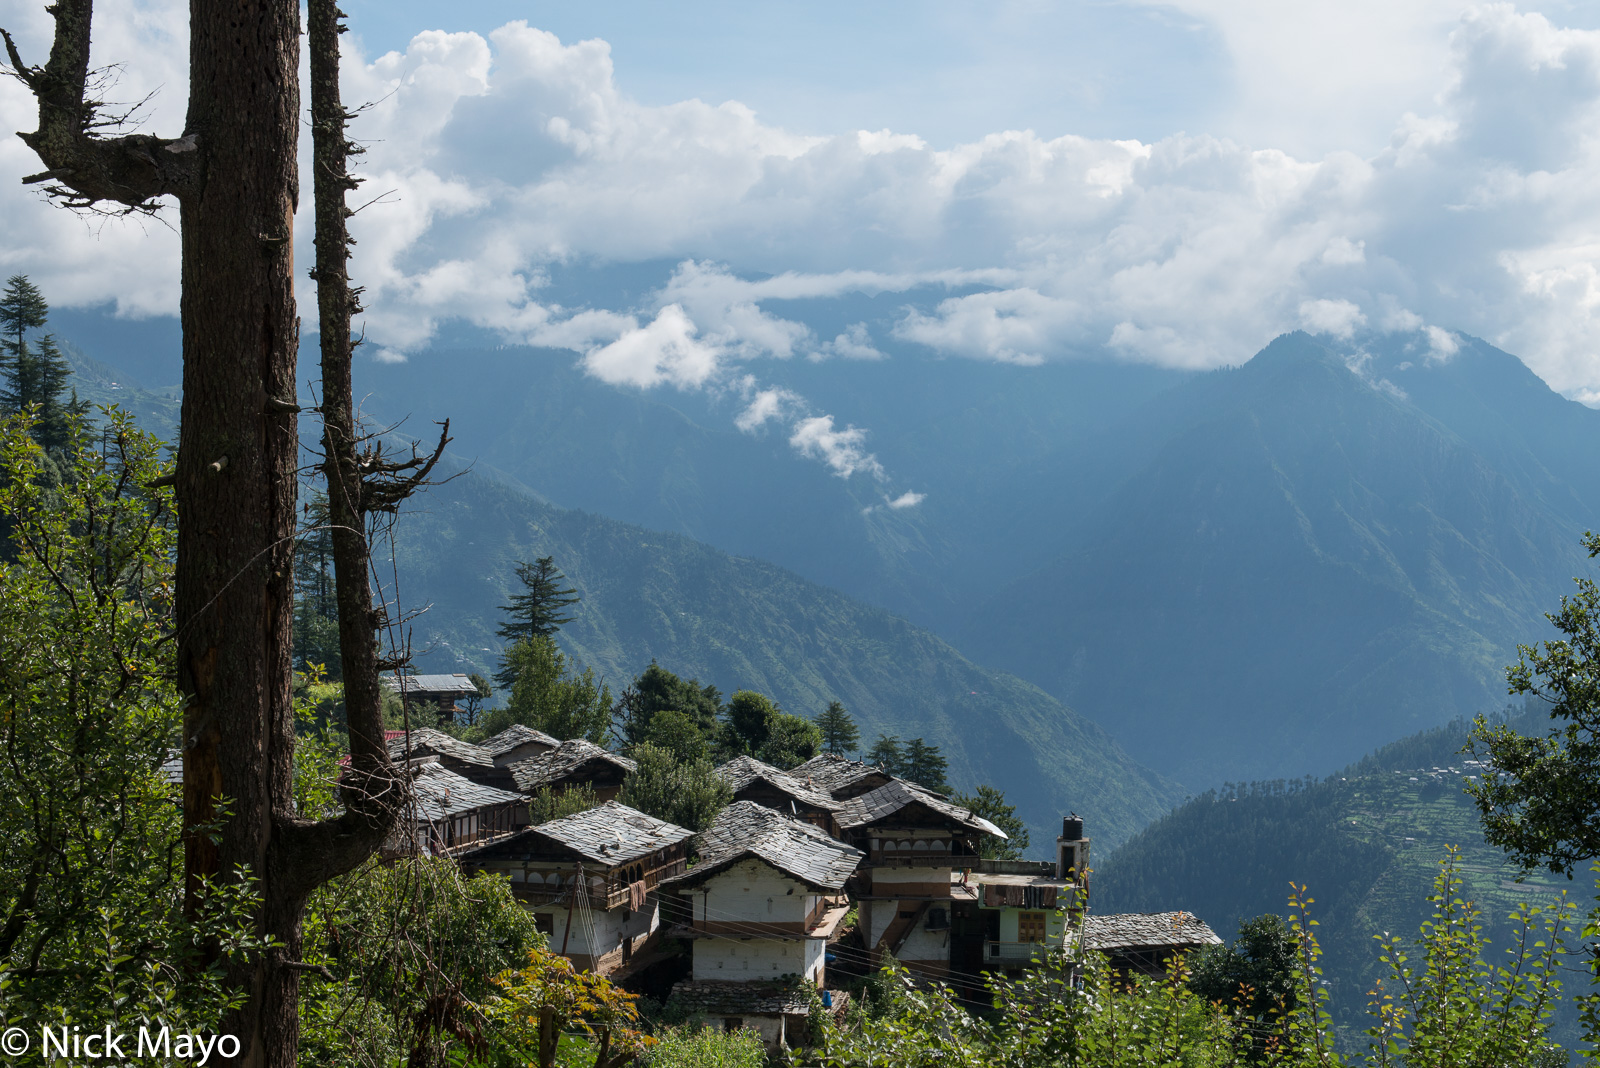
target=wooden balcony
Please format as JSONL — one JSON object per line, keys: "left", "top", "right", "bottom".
{"left": 508, "top": 854, "right": 688, "bottom": 911}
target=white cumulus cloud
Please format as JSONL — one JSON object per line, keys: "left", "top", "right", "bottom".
{"left": 789, "top": 416, "right": 885, "bottom": 480}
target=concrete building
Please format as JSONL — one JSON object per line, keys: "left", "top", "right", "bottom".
{"left": 458, "top": 801, "right": 693, "bottom": 975}
{"left": 664, "top": 801, "right": 861, "bottom": 1047}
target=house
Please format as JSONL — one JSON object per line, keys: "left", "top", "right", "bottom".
{"left": 380, "top": 673, "right": 482, "bottom": 720}
{"left": 386, "top": 728, "right": 513, "bottom": 790}
{"left": 1082, "top": 911, "right": 1222, "bottom": 977}
{"left": 509, "top": 739, "right": 637, "bottom": 802}
{"left": 481, "top": 723, "right": 561, "bottom": 768}
{"left": 384, "top": 759, "right": 528, "bottom": 857}
{"left": 663, "top": 801, "right": 861, "bottom": 1048}
{"left": 833, "top": 778, "right": 1007, "bottom": 980}
{"left": 788, "top": 753, "right": 894, "bottom": 800}
{"left": 458, "top": 800, "right": 694, "bottom": 975}
{"left": 715, "top": 755, "right": 843, "bottom": 834}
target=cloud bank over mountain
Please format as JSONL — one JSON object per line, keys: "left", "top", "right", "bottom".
{"left": 7, "top": 4, "right": 1600, "bottom": 449}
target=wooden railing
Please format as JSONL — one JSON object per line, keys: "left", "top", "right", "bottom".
{"left": 507, "top": 854, "right": 688, "bottom": 911}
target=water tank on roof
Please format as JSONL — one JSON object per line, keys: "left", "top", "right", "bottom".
{"left": 1061, "top": 816, "right": 1084, "bottom": 841}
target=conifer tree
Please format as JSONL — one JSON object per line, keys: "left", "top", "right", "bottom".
{"left": 902, "top": 737, "right": 950, "bottom": 792}
{"left": 0, "top": 275, "right": 80, "bottom": 451}
{"left": 867, "top": 733, "right": 903, "bottom": 775}
{"left": 495, "top": 556, "right": 580, "bottom": 689}
{"left": 814, "top": 700, "right": 860, "bottom": 755}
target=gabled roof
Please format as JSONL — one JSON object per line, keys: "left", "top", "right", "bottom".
{"left": 386, "top": 728, "right": 495, "bottom": 768}
{"left": 510, "top": 739, "right": 636, "bottom": 793}
{"left": 715, "top": 755, "right": 840, "bottom": 812}
{"left": 666, "top": 801, "right": 862, "bottom": 892}
{"left": 381, "top": 673, "right": 481, "bottom": 696}
{"left": 668, "top": 979, "right": 812, "bottom": 1016}
{"left": 409, "top": 762, "right": 526, "bottom": 822}
{"left": 1083, "top": 912, "right": 1222, "bottom": 952}
{"left": 788, "top": 753, "right": 892, "bottom": 797}
{"left": 482, "top": 723, "right": 561, "bottom": 758}
{"left": 486, "top": 800, "right": 692, "bottom": 865}
{"left": 835, "top": 778, "right": 1006, "bottom": 838}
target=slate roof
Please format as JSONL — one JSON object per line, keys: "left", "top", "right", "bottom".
{"left": 715, "top": 755, "right": 841, "bottom": 811}
{"left": 518, "top": 800, "right": 693, "bottom": 865}
{"left": 408, "top": 762, "right": 526, "bottom": 822}
{"left": 482, "top": 723, "right": 561, "bottom": 758}
{"left": 381, "top": 673, "right": 481, "bottom": 696}
{"left": 788, "top": 753, "right": 888, "bottom": 796}
{"left": 386, "top": 728, "right": 495, "bottom": 768}
{"left": 1083, "top": 912, "right": 1222, "bottom": 952}
{"left": 668, "top": 979, "right": 813, "bottom": 1016}
{"left": 666, "top": 801, "right": 862, "bottom": 891}
{"left": 510, "top": 739, "right": 636, "bottom": 792}
{"left": 835, "top": 778, "right": 1007, "bottom": 838}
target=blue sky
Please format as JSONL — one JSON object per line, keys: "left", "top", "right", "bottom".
{"left": 7, "top": 0, "right": 1600, "bottom": 458}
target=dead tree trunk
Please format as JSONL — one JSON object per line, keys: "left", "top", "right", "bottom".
{"left": 4, "top": 3, "right": 409, "bottom": 1064}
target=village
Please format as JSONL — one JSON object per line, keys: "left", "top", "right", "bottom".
{"left": 378, "top": 673, "right": 1222, "bottom": 1050}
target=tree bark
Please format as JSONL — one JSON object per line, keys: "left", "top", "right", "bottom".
{"left": 6, "top": 2, "right": 406, "bottom": 1064}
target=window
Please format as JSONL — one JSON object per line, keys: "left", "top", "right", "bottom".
{"left": 534, "top": 914, "right": 555, "bottom": 937}
{"left": 1018, "top": 911, "right": 1047, "bottom": 943}
{"left": 724, "top": 1018, "right": 744, "bottom": 1033}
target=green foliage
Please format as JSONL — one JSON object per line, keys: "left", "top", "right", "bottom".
{"left": 0, "top": 275, "right": 82, "bottom": 453}
{"left": 462, "top": 671, "right": 492, "bottom": 725}
{"left": 529, "top": 782, "right": 601, "bottom": 824}
{"left": 0, "top": 410, "right": 266, "bottom": 1031}
{"left": 479, "top": 635, "right": 612, "bottom": 744}
{"left": 721, "top": 689, "right": 779, "bottom": 756}
{"left": 1468, "top": 530, "right": 1600, "bottom": 877}
{"left": 299, "top": 856, "right": 544, "bottom": 1066}
{"left": 949, "top": 785, "right": 1029, "bottom": 860}
{"left": 866, "top": 734, "right": 902, "bottom": 773}
{"left": 640, "top": 709, "right": 710, "bottom": 763}
{"left": 902, "top": 738, "right": 949, "bottom": 792}
{"left": 495, "top": 556, "right": 579, "bottom": 689}
{"left": 646, "top": 1025, "right": 766, "bottom": 1068}
{"left": 484, "top": 947, "right": 652, "bottom": 1068}
{"left": 294, "top": 491, "right": 342, "bottom": 678}
{"left": 614, "top": 662, "right": 723, "bottom": 750}
{"left": 619, "top": 743, "right": 732, "bottom": 832}
{"left": 1187, "top": 914, "right": 1298, "bottom": 1061}
{"left": 815, "top": 700, "right": 860, "bottom": 755}
{"left": 814, "top": 856, "right": 1580, "bottom": 1067}
{"left": 760, "top": 711, "right": 823, "bottom": 768}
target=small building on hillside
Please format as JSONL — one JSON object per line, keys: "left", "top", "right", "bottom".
{"left": 510, "top": 739, "right": 636, "bottom": 802}
{"left": 664, "top": 801, "right": 860, "bottom": 1048}
{"left": 788, "top": 753, "right": 894, "bottom": 800}
{"left": 381, "top": 673, "right": 482, "bottom": 720}
{"left": 834, "top": 778, "right": 1006, "bottom": 980}
{"left": 458, "top": 801, "right": 692, "bottom": 975}
{"left": 1082, "top": 911, "right": 1221, "bottom": 977}
{"left": 715, "top": 756, "right": 843, "bottom": 834}
{"left": 386, "top": 728, "right": 512, "bottom": 789}
{"left": 385, "top": 759, "right": 528, "bottom": 857}
{"left": 482, "top": 723, "right": 561, "bottom": 768}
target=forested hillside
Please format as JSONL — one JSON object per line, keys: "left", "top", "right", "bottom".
{"left": 1094, "top": 707, "right": 1579, "bottom": 1042}
{"left": 386, "top": 468, "right": 1181, "bottom": 851}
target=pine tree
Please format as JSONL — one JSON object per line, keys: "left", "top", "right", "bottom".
{"left": 902, "top": 737, "right": 950, "bottom": 793}
{"left": 293, "top": 492, "right": 341, "bottom": 676}
{"left": 495, "top": 557, "right": 580, "bottom": 690}
{"left": 814, "top": 700, "right": 860, "bottom": 755}
{"left": 867, "top": 734, "right": 903, "bottom": 775}
{"left": 0, "top": 276, "right": 77, "bottom": 451}
{"left": 951, "top": 784, "right": 1030, "bottom": 860}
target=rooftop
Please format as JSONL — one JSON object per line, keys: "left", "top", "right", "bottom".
{"left": 381, "top": 673, "right": 481, "bottom": 696}
{"left": 532, "top": 800, "right": 694, "bottom": 865}
{"left": 408, "top": 762, "right": 526, "bottom": 822}
{"left": 788, "top": 753, "right": 890, "bottom": 797}
{"left": 1083, "top": 912, "right": 1222, "bottom": 952}
{"left": 481, "top": 723, "right": 561, "bottom": 758}
{"left": 667, "top": 800, "right": 863, "bottom": 891}
{"left": 386, "top": 728, "right": 495, "bottom": 768}
{"left": 835, "top": 778, "right": 1007, "bottom": 838}
{"left": 510, "top": 739, "right": 636, "bottom": 792}
{"left": 715, "top": 755, "right": 841, "bottom": 812}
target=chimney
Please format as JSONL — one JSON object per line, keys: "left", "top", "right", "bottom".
{"left": 1056, "top": 813, "right": 1089, "bottom": 884}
